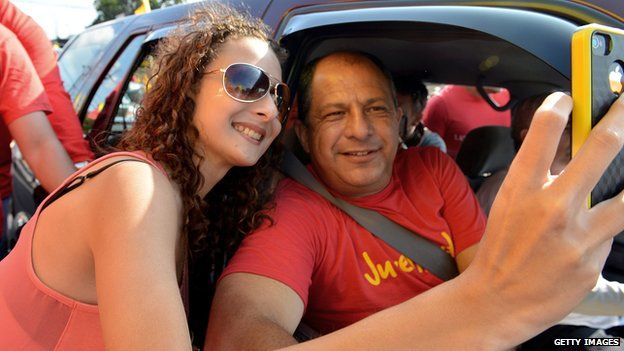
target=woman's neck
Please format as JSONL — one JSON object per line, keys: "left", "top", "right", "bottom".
{"left": 195, "top": 154, "right": 231, "bottom": 197}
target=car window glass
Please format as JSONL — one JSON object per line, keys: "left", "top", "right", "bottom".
{"left": 58, "top": 21, "right": 127, "bottom": 99}
{"left": 111, "top": 53, "right": 154, "bottom": 133}
{"left": 82, "top": 35, "right": 146, "bottom": 134}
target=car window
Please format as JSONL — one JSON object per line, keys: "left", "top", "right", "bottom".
{"left": 82, "top": 35, "right": 146, "bottom": 134}
{"left": 58, "top": 21, "right": 128, "bottom": 98}
{"left": 111, "top": 52, "right": 154, "bottom": 133}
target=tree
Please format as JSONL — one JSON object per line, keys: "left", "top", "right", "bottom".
{"left": 92, "top": 0, "right": 183, "bottom": 25}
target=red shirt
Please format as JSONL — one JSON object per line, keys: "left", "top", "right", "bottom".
{"left": 0, "top": 0, "right": 93, "bottom": 165}
{"left": 423, "top": 85, "right": 511, "bottom": 158}
{"left": 221, "top": 147, "right": 485, "bottom": 334}
{"left": 0, "top": 24, "right": 52, "bottom": 199}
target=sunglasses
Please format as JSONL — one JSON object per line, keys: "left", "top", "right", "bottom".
{"left": 206, "top": 63, "right": 290, "bottom": 124}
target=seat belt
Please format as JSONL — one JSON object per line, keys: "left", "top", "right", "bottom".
{"left": 281, "top": 150, "right": 459, "bottom": 281}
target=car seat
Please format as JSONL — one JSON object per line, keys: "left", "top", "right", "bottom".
{"left": 455, "top": 126, "right": 516, "bottom": 192}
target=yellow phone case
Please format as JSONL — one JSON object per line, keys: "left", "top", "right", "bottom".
{"left": 571, "top": 24, "right": 624, "bottom": 207}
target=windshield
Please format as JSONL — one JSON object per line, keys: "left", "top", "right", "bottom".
{"left": 58, "top": 20, "right": 127, "bottom": 100}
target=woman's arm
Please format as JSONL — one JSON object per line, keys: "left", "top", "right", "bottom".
{"left": 85, "top": 158, "right": 191, "bottom": 350}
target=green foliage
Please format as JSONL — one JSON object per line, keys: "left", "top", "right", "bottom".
{"left": 92, "top": 0, "right": 184, "bottom": 24}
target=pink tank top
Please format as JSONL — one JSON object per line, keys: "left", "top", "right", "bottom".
{"left": 0, "top": 151, "right": 167, "bottom": 350}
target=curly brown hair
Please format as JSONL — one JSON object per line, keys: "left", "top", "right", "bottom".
{"left": 118, "top": 3, "right": 285, "bottom": 261}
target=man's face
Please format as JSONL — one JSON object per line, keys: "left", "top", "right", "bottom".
{"left": 296, "top": 54, "right": 401, "bottom": 197}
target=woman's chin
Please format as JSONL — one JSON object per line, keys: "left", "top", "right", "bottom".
{"left": 232, "top": 153, "right": 263, "bottom": 168}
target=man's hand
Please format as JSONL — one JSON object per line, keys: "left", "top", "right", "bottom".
{"left": 465, "top": 92, "right": 624, "bottom": 345}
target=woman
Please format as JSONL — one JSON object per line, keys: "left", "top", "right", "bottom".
{"left": 0, "top": 4, "right": 288, "bottom": 349}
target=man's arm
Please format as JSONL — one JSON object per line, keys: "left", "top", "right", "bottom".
{"left": 456, "top": 244, "right": 478, "bottom": 272}
{"left": 205, "top": 273, "right": 304, "bottom": 351}
{"left": 8, "top": 111, "right": 75, "bottom": 192}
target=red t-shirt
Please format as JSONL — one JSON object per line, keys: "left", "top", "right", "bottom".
{"left": 221, "top": 147, "right": 485, "bottom": 334}
{"left": 0, "top": 24, "right": 52, "bottom": 199}
{"left": 0, "top": 0, "right": 93, "bottom": 165}
{"left": 423, "top": 85, "right": 511, "bottom": 158}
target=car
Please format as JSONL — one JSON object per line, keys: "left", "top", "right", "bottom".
{"left": 6, "top": 0, "right": 624, "bottom": 346}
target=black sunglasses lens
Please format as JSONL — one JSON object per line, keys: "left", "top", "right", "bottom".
{"left": 223, "top": 64, "right": 269, "bottom": 101}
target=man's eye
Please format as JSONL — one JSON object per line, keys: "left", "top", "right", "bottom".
{"left": 325, "top": 111, "right": 345, "bottom": 118}
{"left": 366, "top": 106, "right": 389, "bottom": 114}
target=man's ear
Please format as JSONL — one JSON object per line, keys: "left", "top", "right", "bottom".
{"left": 294, "top": 120, "right": 311, "bottom": 154}
{"left": 395, "top": 106, "right": 404, "bottom": 138}
{"left": 396, "top": 106, "right": 404, "bottom": 121}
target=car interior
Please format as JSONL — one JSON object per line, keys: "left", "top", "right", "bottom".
{"left": 276, "top": 17, "right": 571, "bottom": 184}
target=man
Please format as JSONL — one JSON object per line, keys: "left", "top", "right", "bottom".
{"left": 394, "top": 76, "right": 446, "bottom": 152}
{"left": 423, "top": 84, "right": 511, "bottom": 158}
{"left": 0, "top": 1, "right": 90, "bottom": 249}
{"left": 0, "top": 25, "right": 75, "bottom": 222}
{"left": 205, "top": 51, "right": 484, "bottom": 348}
{"left": 0, "top": 0, "right": 93, "bottom": 167}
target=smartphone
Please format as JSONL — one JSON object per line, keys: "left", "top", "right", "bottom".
{"left": 572, "top": 24, "right": 624, "bottom": 207}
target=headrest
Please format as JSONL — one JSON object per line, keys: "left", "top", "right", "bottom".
{"left": 455, "top": 126, "right": 515, "bottom": 179}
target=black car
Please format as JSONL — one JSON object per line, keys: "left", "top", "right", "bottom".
{"left": 6, "top": 0, "right": 624, "bottom": 341}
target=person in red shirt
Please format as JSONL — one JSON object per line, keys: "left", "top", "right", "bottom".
{"left": 423, "top": 84, "right": 511, "bottom": 158}
{"left": 0, "top": 23, "right": 75, "bottom": 242}
{"left": 205, "top": 52, "right": 484, "bottom": 349}
{"left": 0, "top": 0, "right": 93, "bottom": 167}
{"left": 0, "top": 1, "right": 92, "bottom": 248}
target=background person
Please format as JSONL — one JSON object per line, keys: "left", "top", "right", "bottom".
{"left": 0, "top": 0, "right": 94, "bottom": 252}
{"left": 0, "top": 24, "right": 75, "bottom": 236}
{"left": 394, "top": 76, "right": 446, "bottom": 152}
{"left": 0, "top": 0, "right": 93, "bottom": 166}
{"left": 423, "top": 84, "right": 511, "bottom": 158}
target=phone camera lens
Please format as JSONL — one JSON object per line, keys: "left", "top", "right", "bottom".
{"left": 592, "top": 33, "right": 611, "bottom": 55}
{"left": 592, "top": 36, "right": 602, "bottom": 49}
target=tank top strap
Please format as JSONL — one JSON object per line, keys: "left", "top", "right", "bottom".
{"left": 38, "top": 152, "right": 166, "bottom": 212}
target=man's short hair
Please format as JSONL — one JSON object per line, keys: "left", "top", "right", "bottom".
{"left": 296, "top": 51, "right": 398, "bottom": 124}
{"left": 394, "top": 77, "right": 428, "bottom": 111}
{"left": 510, "top": 92, "right": 551, "bottom": 150}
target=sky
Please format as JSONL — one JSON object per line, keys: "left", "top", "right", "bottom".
{"left": 12, "top": 0, "right": 98, "bottom": 39}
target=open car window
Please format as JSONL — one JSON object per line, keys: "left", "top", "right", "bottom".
{"left": 82, "top": 34, "right": 146, "bottom": 134}
{"left": 111, "top": 53, "right": 153, "bottom": 133}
